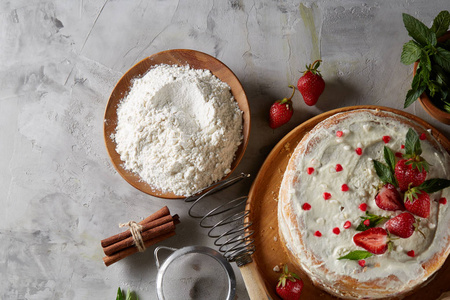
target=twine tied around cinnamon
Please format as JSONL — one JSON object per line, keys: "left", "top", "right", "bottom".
{"left": 119, "top": 221, "right": 146, "bottom": 252}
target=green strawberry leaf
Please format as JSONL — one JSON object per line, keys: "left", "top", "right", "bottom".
{"left": 338, "top": 250, "right": 373, "bottom": 260}
{"left": 384, "top": 146, "right": 397, "bottom": 174}
{"left": 402, "top": 13, "right": 437, "bottom": 46}
{"left": 401, "top": 41, "right": 423, "bottom": 65}
{"left": 356, "top": 211, "right": 390, "bottom": 231}
{"left": 435, "top": 47, "right": 450, "bottom": 72}
{"left": 373, "top": 160, "right": 397, "bottom": 187}
{"left": 404, "top": 128, "right": 422, "bottom": 156}
{"left": 418, "top": 178, "right": 450, "bottom": 194}
{"left": 431, "top": 10, "right": 450, "bottom": 38}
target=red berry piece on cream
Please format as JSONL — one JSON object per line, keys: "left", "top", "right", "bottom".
{"left": 343, "top": 221, "right": 351, "bottom": 229}
{"left": 358, "top": 260, "right": 366, "bottom": 267}
{"left": 382, "top": 136, "right": 391, "bottom": 143}
{"left": 333, "top": 227, "right": 340, "bottom": 235}
{"left": 359, "top": 203, "right": 368, "bottom": 211}
{"left": 341, "top": 184, "right": 349, "bottom": 192}
{"left": 307, "top": 167, "right": 314, "bottom": 175}
{"left": 419, "top": 133, "right": 426, "bottom": 140}
{"left": 356, "top": 148, "right": 363, "bottom": 155}
{"left": 335, "top": 164, "right": 343, "bottom": 172}
{"left": 302, "top": 203, "right": 311, "bottom": 210}
{"left": 401, "top": 144, "right": 405, "bottom": 149}
{"left": 363, "top": 219, "right": 370, "bottom": 226}
{"left": 439, "top": 197, "right": 447, "bottom": 205}
{"left": 336, "top": 131, "right": 343, "bottom": 137}
{"left": 407, "top": 250, "right": 415, "bottom": 257}
{"left": 323, "top": 192, "right": 332, "bottom": 200}
{"left": 314, "top": 231, "right": 322, "bottom": 237}
{"left": 395, "top": 152, "right": 403, "bottom": 158}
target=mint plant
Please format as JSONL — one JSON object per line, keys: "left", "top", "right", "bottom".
{"left": 401, "top": 11, "right": 450, "bottom": 112}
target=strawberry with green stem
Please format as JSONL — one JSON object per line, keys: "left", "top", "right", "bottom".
{"left": 276, "top": 265, "right": 303, "bottom": 300}
{"left": 373, "top": 146, "right": 404, "bottom": 211}
{"left": 395, "top": 129, "right": 429, "bottom": 191}
{"left": 269, "top": 85, "right": 296, "bottom": 129}
{"left": 404, "top": 178, "right": 450, "bottom": 218}
{"left": 385, "top": 212, "right": 424, "bottom": 239}
{"left": 297, "top": 60, "right": 325, "bottom": 106}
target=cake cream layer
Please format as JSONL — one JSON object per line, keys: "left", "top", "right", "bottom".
{"left": 278, "top": 109, "right": 450, "bottom": 298}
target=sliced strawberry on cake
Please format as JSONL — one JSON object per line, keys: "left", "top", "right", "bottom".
{"left": 373, "top": 146, "right": 404, "bottom": 211}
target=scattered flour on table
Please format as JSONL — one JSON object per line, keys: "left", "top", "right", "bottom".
{"left": 114, "top": 64, "right": 243, "bottom": 196}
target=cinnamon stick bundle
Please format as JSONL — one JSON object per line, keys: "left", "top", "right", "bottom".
{"left": 101, "top": 206, "right": 179, "bottom": 266}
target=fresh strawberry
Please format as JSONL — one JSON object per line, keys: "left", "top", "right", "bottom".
{"left": 395, "top": 159, "right": 427, "bottom": 191}
{"left": 404, "top": 190, "right": 431, "bottom": 218}
{"left": 404, "top": 179, "right": 450, "bottom": 218}
{"left": 269, "top": 86, "right": 295, "bottom": 129}
{"left": 395, "top": 129, "right": 429, "bottom": 191}
{"left": 353, "top": 227, "right": 389, "bottom": 254}
{"left": 385, "top": 212, "right": 419, "bottom": 238}
{"left": 276, "top": 265, "right": 303, "bottom": 300}
{"left": 297, "top": 60, "right": 325, "bottom": 106}
{"left": 375, "top": 183, "right": 405, "bottom": 211}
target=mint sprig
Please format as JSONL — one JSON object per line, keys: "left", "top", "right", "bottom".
{"left": 356, "top": 211, "right": 390, "bottom": 231}
{"left": 373, "top": 146, "right": 398, "bottom": 187}
{"left": 417, "top": 178, "right": 450, "bottom": 194}
{"left": 403, "top": 129, "right": 430, "bottom": 172}
{"left": 405, "top": 178, "right": 450, "bottom": 202}
{"left": 401, "top": 11, "right": 450, "bottom": 111}
{"left": 338, "top": 250, "right": 373, "bottom": 261}
{"left": 117, "top": 288, "right": 139, "bottom": 300}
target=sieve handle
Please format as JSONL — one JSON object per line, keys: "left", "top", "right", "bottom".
{"left": 154, "top": 246, "right": 178, "bottom": 269}
{"left": 240, "top": 261, "right": 270, "bottom": 299}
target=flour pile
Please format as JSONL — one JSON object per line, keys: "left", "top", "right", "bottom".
{"left": 114, "top": 64, "right": 243, "bottom": 196}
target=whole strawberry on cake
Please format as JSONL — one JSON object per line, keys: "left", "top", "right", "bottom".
{"left": 278, "top": 109, "right": 450, "bottom": 299}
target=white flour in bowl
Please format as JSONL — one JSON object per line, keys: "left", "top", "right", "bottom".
{"left": 114, "top": 64, "right": 243, "bottom": 196}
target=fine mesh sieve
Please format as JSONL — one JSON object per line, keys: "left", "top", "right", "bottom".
{"left": 154, "top": 246, "right": 236, "bottom": 300}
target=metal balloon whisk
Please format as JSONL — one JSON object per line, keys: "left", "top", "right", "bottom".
{"left": 184, "top": 173, "right": 255, "bottom": 266}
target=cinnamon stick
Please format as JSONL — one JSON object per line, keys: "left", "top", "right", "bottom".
{"left": 103, "top": 220, "right": 176, "bottom": 256}
{"left": 101, "top": 206, "right": 170, "bottom": 248}
{"left": 103, "top": 231, "right": 176, "bottom": 267}
{"left": 101, "top": 214, "right": 179, "bottom": 248}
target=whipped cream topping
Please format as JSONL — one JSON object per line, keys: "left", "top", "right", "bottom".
{"left": 278, "top": 110, "right": 450, "bottom": 297}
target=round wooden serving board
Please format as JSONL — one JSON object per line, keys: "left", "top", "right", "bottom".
{"left": 245, "top": 105, "right": 450, "bottom": 300}
{"left": 104, "top": 49, "right": 250, "bottom": 199}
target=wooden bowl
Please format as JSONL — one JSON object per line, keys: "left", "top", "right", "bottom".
{"left": 104, "top": 49, "right": 250, "bottom": 199}
{"left": 414, "top": 31, "right": 450, "bottom": 125}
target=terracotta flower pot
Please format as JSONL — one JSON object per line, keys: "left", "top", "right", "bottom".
{"left": 413, "top": 31, "right": 450, "bottom": 125}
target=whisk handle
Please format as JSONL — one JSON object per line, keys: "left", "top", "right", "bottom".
{"left": 240, "top": 261, "right": 271, "bottom": 299}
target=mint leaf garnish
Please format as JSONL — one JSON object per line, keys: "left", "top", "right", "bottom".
{"left": 418, "top": 178, "right": 450, "bottom": 194}
{"left": 373, "top": 160, "right": 397, "bottom": 187}
{"left": 431, "top": 10, "right": 450, "bottom": 38}
{"left": 356, "top": 211, "right": 390, "bottom": 231}
{"left": 404, "top": 128, "right": 421, "bottom": 156}
{"left": 338, "top": 250, "right": 373, "bottom": 260}
{"left": 384, "top": 146, "right": 396, "bottom": 173}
